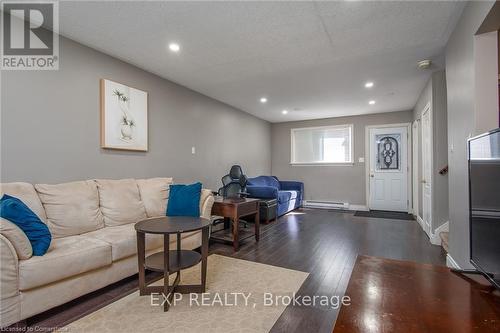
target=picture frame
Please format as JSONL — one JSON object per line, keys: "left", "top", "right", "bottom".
{"left": 100, "top": 78, "right": 148, "bottom": 151}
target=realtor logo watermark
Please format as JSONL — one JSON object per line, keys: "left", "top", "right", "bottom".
{"left": 151, "top": 292, "right": 352, "bottom": 310}
{"left": 1, "top": 1, "right": 59, "bottom": 70}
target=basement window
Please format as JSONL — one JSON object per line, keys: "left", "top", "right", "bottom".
{"left": 291, "top": 124, "right": 353, "bottom": 165}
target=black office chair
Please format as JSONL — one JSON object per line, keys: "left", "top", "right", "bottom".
{"left": 214, "top": 165, "right": 249, "bottom": 228}
{"left": 218, "top": 165, "right": 248, "bottom": 198}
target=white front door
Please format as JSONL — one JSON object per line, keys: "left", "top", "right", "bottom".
{"left": 421, "top": 107, "right": 432, "bottom": 235}
{"left": 369, "top": 126, "right": 408, "bottom": 212}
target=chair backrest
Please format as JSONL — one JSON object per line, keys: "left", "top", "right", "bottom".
{"left": 223, "top": 183, "right": 243, "bottom": 198}
{"left": 221, "top": 174, "right": 233, "bottom": 187}
{"left": 218, "top": 165, "right": 248, "bottom": 198}
{"left": 229, "top": 165, "right": 243, "bottom": 180}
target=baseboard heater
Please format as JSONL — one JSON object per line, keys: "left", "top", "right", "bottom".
{"left": 303, "top": 200, "right": 350, "bottom": 210}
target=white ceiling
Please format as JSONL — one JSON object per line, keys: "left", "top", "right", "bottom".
{"left": 59, "top": 1, "right": 465, "bottom": 123}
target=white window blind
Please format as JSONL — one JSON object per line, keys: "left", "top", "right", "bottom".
{"left": 291, "top": 125, "right": 353, "bottom": 164}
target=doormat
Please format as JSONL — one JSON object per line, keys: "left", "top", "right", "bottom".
{"left": 354, "top": 210, "right": 415, "bottom": 221}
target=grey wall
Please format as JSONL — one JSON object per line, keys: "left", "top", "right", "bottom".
{"left": 445, "top": 0, "right": 496, "bottom": 268}
{"left": 474, "top": 30, "right": 499, "bottom": 134}
{"left": 412, "top": 70, "right": 449, "bottom": 232}
{"left": 1, "top": 36, "right": 271, "bottom": 190}
{"left": 271, "top": 111, "right": 413, "bottom": 206}
{"left": 431, "top": 71, "right": 449, "bottom": 232}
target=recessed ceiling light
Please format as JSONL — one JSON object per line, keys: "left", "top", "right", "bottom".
{"left": 365, "top": 82, "right": 374, "bottom": 88}
{"left": 168, "top": 43, "right": 180, "bottom": 52}
{"left": 260, "top": 97, "right": 267, "bottom": 103}
{"left": 368, "top": 100, "right": 376, "bottom": 105}
{"left": 282, "top": 110, "right": 288, "bottom": 115}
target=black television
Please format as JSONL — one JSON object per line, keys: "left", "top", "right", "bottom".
{"left": 468, "top": 128, "right": 500, "bottom": 289}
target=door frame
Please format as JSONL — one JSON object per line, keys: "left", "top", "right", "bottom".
{"left": 412, "top": 119, "right": 420, "bottom": 217}
{"left": 365, "top": 122, "right": 412, "bottom": 213}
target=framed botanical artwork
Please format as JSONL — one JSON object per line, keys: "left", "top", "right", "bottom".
{"left": 100, "top": 79, "right": 148, "bottom": 151}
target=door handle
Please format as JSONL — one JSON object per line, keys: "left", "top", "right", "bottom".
{"left": 370, "top": 174, "right": 374, "bottom": 178}
{"left": 421, "top": 179, "right": 426, "bottom": 184}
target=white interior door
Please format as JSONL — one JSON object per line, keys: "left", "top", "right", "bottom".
{"left": 421, "top": 108, "right": 432, "bottom": 235}
{"left": 369, "top": 126, "right": 408, "bottom": 212}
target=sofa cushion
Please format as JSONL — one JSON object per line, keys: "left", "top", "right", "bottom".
{"left": 0, "top": 182, "right": 47, "bottom": 223}
{"left": 283, "top": 190, "right": 298, "bottom": 200}
{"left": 277, "top": 191, "right": 292, "bottom": 204}
{"left": 19, "top": 235, "right": 112, "bottom": 290}
{"left": 0, "top": 195, "right": 51, "bottom": 256}
{"left": 95, "top": 179, "right": 147, "bottom": 226}
{"left": 199, "top": 189, "right": 214, "bottom": 220}
{"left": 35, "top": 181, "right": 104, "bottom": 238}
{"left": 136, "top": 178, "right": 173, "bottom": 217}
{"left": 84, "top": 223, "right": 201, "bottom": 261}
{"left": 248, "top": 176, "right": 280, "bottom": 189}
{"left": 84, "top": 223, "right": 162, "bottom": 261}
{"left": 0, "top": 217, "right": 32, "bottom": 260}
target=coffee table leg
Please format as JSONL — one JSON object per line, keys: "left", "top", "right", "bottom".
{"left": 201, "top": 227, "right": 209, "bottom": 291}
{"left": 232, "top": 210, "right": 239, "bottom": 251}
{"left": 177, "top": 233, "right": 181, "bottom": 281}
{"left": 163, "top": 234, "right": 170, "bottom": 312}
{"left": 255, "top": 209, "right": 260, "bottom": 242}
{"left": 137, "top": 231, "right": 146, "bottom": 296}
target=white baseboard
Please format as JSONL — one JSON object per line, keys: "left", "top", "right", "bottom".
{"left": 446, "top": 253, "right": 461, "bottom": 269}
{"left": 349, "top": 204, "right": 368, "bottom": 211}
{"left": 416, "top": 215, "right": 424, "bottom": 229}
{"left": 430, "top": 221, "right": 449, "bottom": 245}
{"left": 303, "top": 200, "right": 348, "bottom": 210}
{"left": 303, "top": 201, "right": 368, "bottom": 212}
{"left": 416, "top": 215, "right": 432, "bottom": 237}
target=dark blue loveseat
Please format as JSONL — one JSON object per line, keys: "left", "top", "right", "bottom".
{"left": 246, "top": 176, "right": 304, "bottom": 216}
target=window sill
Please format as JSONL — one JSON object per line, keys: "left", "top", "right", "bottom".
{"left": 290, "top": 162, "right": 355, "bottom": 166}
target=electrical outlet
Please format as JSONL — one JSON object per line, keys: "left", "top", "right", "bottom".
{"left": 358, "top": 157, "right": 365, "bottom": 163}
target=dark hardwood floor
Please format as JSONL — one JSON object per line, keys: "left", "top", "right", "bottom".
{"left": 333, "top": 256, "right": 500, "bottom": 333}
{"left": 211, "top": 208, "right": 446, "bottom": 333}
{"left": 21, "top": 208, "right": 445, "bottom": 332}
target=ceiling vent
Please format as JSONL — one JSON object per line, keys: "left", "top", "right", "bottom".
{"left": 417, "top": 59, "right": 432, "bottom": 70}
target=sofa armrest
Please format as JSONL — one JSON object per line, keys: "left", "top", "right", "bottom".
{"left": 246, "top": 185, "right": 278, "bottom": 200}
{"left": 0, "top": 234, "right": 21, "bottom": 327}
{"left": 1, "top": 218, "right": 32, "bottom": 260}
{"left": 279, "top": 181, "right": 304, "bottom": 193}
{"left": 200, "top": 189, "right": 215, "bottom": 220}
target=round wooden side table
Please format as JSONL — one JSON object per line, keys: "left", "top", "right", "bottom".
{"left": 135, "top": 216, "right": 211, "bottom": 311}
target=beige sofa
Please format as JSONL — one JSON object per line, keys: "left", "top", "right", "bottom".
{"left": 0, "top": 178, "right": 214, "bottom": 327}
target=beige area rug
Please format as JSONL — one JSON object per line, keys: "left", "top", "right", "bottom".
{"left": 59, "top": 254, "right": 309, "bottom": 333}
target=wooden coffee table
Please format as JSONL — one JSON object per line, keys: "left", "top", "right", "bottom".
{"left": 135, "top": 216, "right": 210, "bottom": 311}
{"left": 210, "top": 196, "right": 260, "bottom": 251}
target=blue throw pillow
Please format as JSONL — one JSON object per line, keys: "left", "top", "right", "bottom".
{"left": 0, "top": 194, "right": 51, "bottom": 256}
{"left": 166, "top": 182, "right": 202, "bottom": 217}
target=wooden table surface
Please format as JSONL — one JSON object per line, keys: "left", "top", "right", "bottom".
{"left": 333, "top": 255, "right": 500, "bottom": 333}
